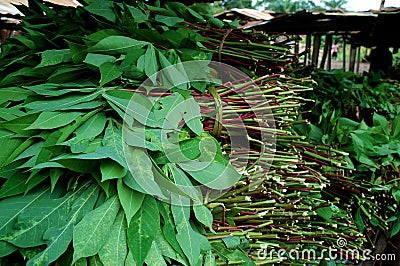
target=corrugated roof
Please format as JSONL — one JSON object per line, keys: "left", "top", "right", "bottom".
{"left": 0, "top": 0, "right": 78, "bottom": 15}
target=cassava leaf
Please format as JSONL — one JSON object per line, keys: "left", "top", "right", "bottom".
{"left": 73, "top": 195, "right": 120, "bottom": 263}
{"left": 193, "top": 204, "right": 215, "bottom": 233}
{"left": 182, "top": 97, "right": 203, "bottom": 136}
{"left": 144, "top": 45, "right": 158, "bottom": 82}
{"left": 144, "top": 241, "right": 167, "bottom": 266}
{"left": 37, "top": 49, "right": 71, "bottom": 68}
{"left": 155, "top": 15, "right": 184, "bottom": 26}
{"left": 0, "top": 174, "right": 29, "bottom": 199}
{"left": 84, "top": 53, "right": 116, "bottom": 68}
{"left": 4, "top": 183, "right": 92, "bottom": 248}
{"left": 98, "top": 211, "right": 128, "bottom": 266}
{"left": 84, "top": 0, "right": 116, "bottom": 23}
{"left": 95, "top": 122, "right": 127, "bottom": 168}
{"left": 178, "top": 161, "right": 240, "bottom": 190}
{"left": 100, "top": 159, "right": 127, "bottom": 182}
{"left": 117, "top": 179, "right": 144, "bottom": 224}
{"left": 75, "top": 112, "right": 107, "bottom": 142}
{"left": 27, "top": 184, "right": 99, "bottom": 266}
{"left": 89, "top": 36, "right": 148, "bottom": 55}
{"left": 171, "top": 195, "right": 200, "bottom": 266}
{"left": 0, "top": 188, "right": 50, "bottom": 237}
{"left": 127, "top": 195, "right": 159, "bottom": 266}
{"left": 99, "top": 62, "right": 123, "bottom": 87}
{"left": 25, "top": 111, "right": 83, "bottom": 130}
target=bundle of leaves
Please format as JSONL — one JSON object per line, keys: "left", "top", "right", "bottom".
{"left": 293, "top": 68, "right": 400, "bottom": 258}
{"left": 0, "top": 0, "right": 369, "bottom": 265}
{"left": 308, "top": 69, "right": 400, "bottom": 124}
{"left": 198, "top": 75, "right": 366, "bottom": 265}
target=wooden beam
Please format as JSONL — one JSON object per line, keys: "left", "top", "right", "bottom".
{"left": 305, "top": 34, "right": 312, "bottom": 66}
{"left": 342, "top": 35, "right": 346, "bottom": 70}
{"left": 311, "top": 34, "right": 321, "bottom": 66}
{"left": 320, "top": 34, "right": 332, "bottom": 69}
{"left": 356, "top": 46, "right": 361, "bottom": 73}
{"left": 380, "top": 0, "right": 385, "bottom": 10}
{"left": 349, "top": 44, "right": 357, "bottom": 72}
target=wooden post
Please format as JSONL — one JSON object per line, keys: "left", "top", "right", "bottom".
{"left": 349, "top": 44, "right": 357, "bottom": 72}
{"left": 342, "top": 35, "right": 346, "bottom": 70}
{"left": 356, "top": 46, "right": 361, "bottom": 73}
{"left": 295, "top": 38, "right": 299, "bottom": 64}
{"left": 320, "top": 34, "right": 332, "bottom": 69}
{"left": 380, "top": 0, "right": 385, "bottom": 10}
{"left": 305, "top": 34, "right": 312, "bottom": 66}
{"left": 311, "top": 34, "right": 321, "bottom": 66}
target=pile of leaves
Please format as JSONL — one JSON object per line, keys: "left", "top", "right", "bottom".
{"left": 308, "top": 69, "right": 400, "bottom": 124}
{"left": 294, "top": 68, "right": 400, "bottom": 259}
{"left": 0, "top": 0, "right": 373, "bottom": 265}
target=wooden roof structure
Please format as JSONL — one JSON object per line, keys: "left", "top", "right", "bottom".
{"left": 215, "top": 7, "right": 400, "bottom": 48}
{"left": 0, "top": 0, "right": 78, "bottom": 15}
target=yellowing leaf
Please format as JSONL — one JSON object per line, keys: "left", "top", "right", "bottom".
{"left": 127, "top": 195, "right": 159, "bottom": 266}
{"left": 72, "top": 196, "right": 120, "bottom": 263}
{"left": 98, "top": 211, "right": 128, "bottom": 266}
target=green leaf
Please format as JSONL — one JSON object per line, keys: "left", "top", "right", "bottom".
{"left": 84, "top": 53, "right": 116, "bottom": 68}
{"left": 125, "top": 4, "right": 148, "bottom": 23}
{"left": 182, "top": 97, "right": 203, "bottom": 136}
{"left": 100, "top": 62, "right": 123, "bottom": 87}
{"left": 73, "top": 196, "right": 120, "bottom": 263}
{"left": 100, "top": 159, "right": 127, "bottom": 182}
{"left": 155, "top": 232, "right": 187, "bottom": 266}
{"left": 117, "top": 179, "right": 144, "bottom": 224}
{"left": 0, "top": 87, "right": 32, "bottom": 101}
{"left": 1, "top": 187, "right": 85, "bottom": 247}
{"left": 88, "top": 255, "right": 103, "bottom": 266}
{"left": 89, "top": 36, "right": 148, "bottom": 55}
{"left": 316, "top": 206, "right": 333, "bottom": 222}
{"left": 165, "top": 163, "right": 201, "bottom": 202}
{"left": 171, "top": 196, "right": 200, "bottom": 266}
{"left": 23, "top": 83, "right": 96, "bottom": 97}
{"left": 24, "top": 92, "right": 100, "bottom": 114}
{"left": 84, "top": 0, "right": 116, "bottom": 22}
{"left": 0, "top": 174, "right": 28, "bottom": 199}
{"left": 0, "top": 189, "right": 49, "bottom": 236}
{"left": 390, "top": 220, "right": 400, "bottom": 238}
{"left": 25, "top": 111, "right": 82, "bottom": 130}
{"left": 0, "top": 107, "right": 25, "bottom": 121}
{"left": 98, "top": 211, "right": 128, "bottom": 266}
{"left": 155, "top": 15, "right": 184, "bottom": 26}
{"left": 1, "top": 114, "right": 38, "bottom": 135}
{"left": 0, "top": 129, "right": 25, "bottom": 167}
{"left": 27, "top": 184, "right": 99, "bottom": 266}
{"left": 127, "top": 195, "right": 160, "bottom": 266}
{"left": 144, "top": 45, "right": 158, "bottom": 82}
{"left": 67, "top": 41, "right": 87, "bottom": 63}
{"left": 193, "top": 204, "right": 215, "bottom": 233}
{"left": 178, "top": 161, "right": 240, "bottom": 190}
{"left": 124, "top": 251, "right": 136, "bottom": 266}
{"left": 204, "top": 251, "right": 216, "bottom": 266}
{"left": 392, "top": 114, "right": 400, "bottom": 139}
{"left": 157, "top": 202, "right": 183, "bottom": 255}
{"left": 75, "top": 112, "right": 107, "bottom": 142}
{"left": 95, "top": 122, "right": 127, "bottom": 167}
{"left": 144, "top": 241, "right": 167, "bottom": 266}
{"left": 37, "top": 49, "right": 71, "bottom": 68}
{"left": 125, "top": 147, "right": 161, "bottom": 196}
{"left": 0, "top": 241, "right": 17, "bottom": 257}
